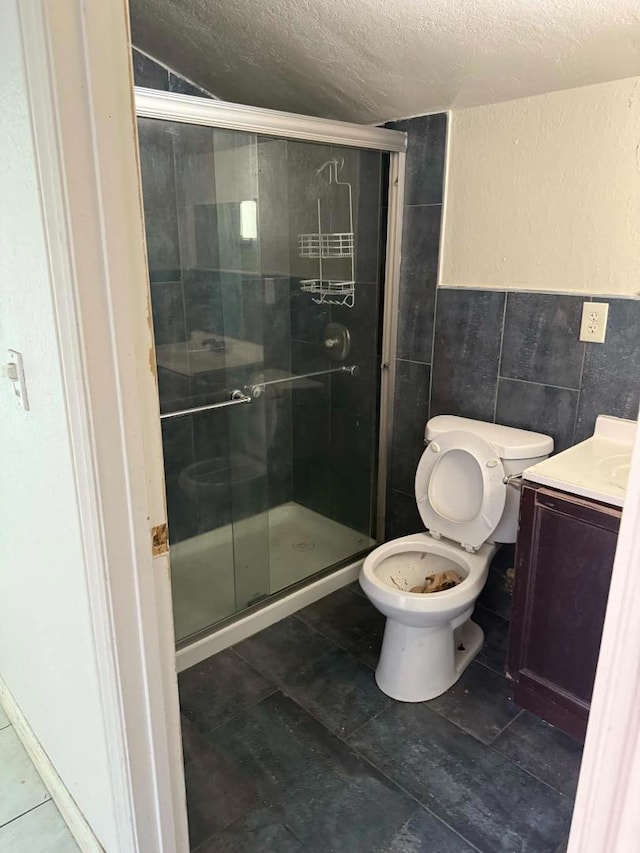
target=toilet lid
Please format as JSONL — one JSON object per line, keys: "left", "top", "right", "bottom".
{"left": 415, "top": 430, "right": 507, "bottom": 551}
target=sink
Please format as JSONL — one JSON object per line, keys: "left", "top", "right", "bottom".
{"left": 523, "top": 415, "right": 637, "bottom": 507}
{"left": 596, "top": 454, "right": 631, "bottom": 492}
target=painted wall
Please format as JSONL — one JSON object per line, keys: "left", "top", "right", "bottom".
{"left": 441, "top": 77, "right": 640, "bottom": 295}
{"left": 0, "top": 3, "right": 118, "bottom": 848}
{"left": 386, "top": 108, "right": 640, "bottom": 542}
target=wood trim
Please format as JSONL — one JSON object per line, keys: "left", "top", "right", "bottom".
{"left": 534, "top": 487, "right": 623, "bottom": 527}
{"left": 512, "top": 680, "right": 587, "bottom": 743}
{"left": 18, "top": 1, "right": 188, "bottom": 850}
{"left": 0, "top": 677, "right": 103, "bottom": 852}
{"left": 568, "top": 416, "right": 640, "bottom": 852}
{"left": 507, "top": 484, "right": 536, "bottom": 679}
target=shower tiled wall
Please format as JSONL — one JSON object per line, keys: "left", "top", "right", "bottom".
{"left": 386, "top": 113, "right": 640, "bottom": 540}
{"left": 132, "top": 47, "right": 214, "bottom": 99}
{"left": 135, "top": 54, "right": 385, "bottom": 542}
{"left": 287, "top": 144, "right": 384, "bottom": 536}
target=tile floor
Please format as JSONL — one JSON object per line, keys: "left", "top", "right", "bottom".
{"left": 0, "top": 705, "right": 78, "bottom": 853}
{"left": 178, "top": 580, "right": 582, "bottom": 852}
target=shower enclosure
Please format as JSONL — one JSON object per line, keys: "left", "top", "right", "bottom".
{"left": 135, "top": 89, "right": 406, "bottom": 657}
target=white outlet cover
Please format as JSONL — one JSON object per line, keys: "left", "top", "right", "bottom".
{"left": 580, "top": 301, "right": 609, "bottom": 344}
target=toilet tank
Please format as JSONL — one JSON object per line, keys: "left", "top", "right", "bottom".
{"left": 425, "top": 415, "right": 554, "bottom": 544}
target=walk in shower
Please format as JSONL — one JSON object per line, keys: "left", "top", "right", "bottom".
{"left": 135, "top": 90, "right": 405, "bottom": 654}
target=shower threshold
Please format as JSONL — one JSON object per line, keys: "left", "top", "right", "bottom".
{"left": 172, "top": 501, "right": 375, "bottom": 669}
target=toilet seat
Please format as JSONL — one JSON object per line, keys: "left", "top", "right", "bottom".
{"left": 415, "top": 430, "right": 507, "bottom": 551}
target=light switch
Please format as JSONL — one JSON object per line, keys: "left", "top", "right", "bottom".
{"left": 579, "top": 302, "right": 609, "bottom": 344}
{"left": 2, "top": 350, "right": 30, "bottom": 411}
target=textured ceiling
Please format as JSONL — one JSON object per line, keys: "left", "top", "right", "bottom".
{"left": 130, "top": 0, "right": 640, "bottom": 123}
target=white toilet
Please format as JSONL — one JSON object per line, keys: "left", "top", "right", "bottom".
{"left": 360, "top": 415, "right": 553, "bottom": 702}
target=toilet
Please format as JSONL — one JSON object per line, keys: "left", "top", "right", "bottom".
{"left": 360, "top": 415, "right": 553, "bottom": 702}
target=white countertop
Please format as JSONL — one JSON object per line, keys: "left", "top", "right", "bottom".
{"left": 523, "top": 415, "right": 637, "bottom": 508}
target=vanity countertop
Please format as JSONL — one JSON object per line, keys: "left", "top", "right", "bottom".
{"left": 523, "top": 415, "right": 637, "bottom": 508}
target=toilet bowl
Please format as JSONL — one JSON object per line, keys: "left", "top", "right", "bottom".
{"left": 360, "top": 415, "right": 553, "bottom": 702}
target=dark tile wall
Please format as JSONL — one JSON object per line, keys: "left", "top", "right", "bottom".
{"left": 384, "top": 113, "right": 446, "bottom": 540}
{"left": 139, "top": 85, "right": 385, "bottom": 544}
{"left": 288, "top": 143, "right": 384, "bottom": 536}
{"left": 135, "top": 42, "right": 386, "bottom": 544}
{"left": 132, "top": 47, "right": 215, "bottom": 99}
{"left": 136, "top": 58, "right": 295, "bottom": 543}
{"left": 386, "top": 112, "right": 640, "bottom": 541}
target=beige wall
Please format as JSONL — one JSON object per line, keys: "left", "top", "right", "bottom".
{"left": 440, "top": 77, "right": 640, "bottom": 295}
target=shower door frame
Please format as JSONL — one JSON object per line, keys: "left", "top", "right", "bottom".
{"left": 135, "top": 88, "right": 406, "bottom": 668}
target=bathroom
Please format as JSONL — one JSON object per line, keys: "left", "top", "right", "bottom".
{"left": 128, "top": 26, "right": 640, "bottom": 850}
{"left": 3, "top": 2, "right": 640, "bottom": 851}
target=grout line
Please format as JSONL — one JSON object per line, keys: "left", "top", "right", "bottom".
{"left": 474, "top": 655, "right": 507, "bottom": 677}
{"left": 190, "top": 635, "right": 570, "bottom": 850}
{"left": 292, "top": 612, "right": 357, "bottom": 653}
{"left": 485, "top": 737, "right": 578, "bottom": 801}
{"left": 496, "top": 375, "right": 581, "bottom": 394}
{"left": 438, "top": 284, "right": 639, "bottom": 300}
{"left": 572, "top": 343, "right": 588, "bottom": 444}
{"left": 133, "top": 46, "right": 218, "bottom": 99}
{"left": 427, "top": 274, "right": 439, "bottom": 420}
{"left": 0, "top": 798, "right": 53, "bottom": 832}
{"left": 427, "top": 117, "right": 449, "bottom": 420}
{"left": 490, "top": 708, "right": 524, "bottom": 743}
{"left": 493, "top": 293, "right": 508, "bottom": 423}
{"left": 396, "top": 356, "right": 432, "bottom": 366}
{"left": 403, "top": 202, "right": 443, "bottom": 209}
{"left": 343, "top": 716, "right": 483, "bottom": 853}
{"left": 344, "top": 704, "right": 392, "bottom": 742}
{"left": 193, "top": 798, "right": 312, "bottom": 852}
{"left": 191, "top": 684, "right": 280, "bottom": 740}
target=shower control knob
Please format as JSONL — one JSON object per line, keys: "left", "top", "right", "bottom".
{"left": 322, "top": 322, "right": 350, "bottom": 361}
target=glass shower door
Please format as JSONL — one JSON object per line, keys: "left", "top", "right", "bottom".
{"left": 138, "top": 115, "right": 385, "bottom": 643}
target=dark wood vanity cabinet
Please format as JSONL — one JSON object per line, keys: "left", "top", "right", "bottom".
{"left": 507, "top": 483, "right": 621, "bottom": 742}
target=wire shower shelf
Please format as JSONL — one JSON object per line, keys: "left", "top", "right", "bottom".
{"left": 298, "top": 158, "right": 355, "bottom": 307}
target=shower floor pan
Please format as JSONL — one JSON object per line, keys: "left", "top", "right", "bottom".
{"left": 171, "top": 501, "right": 374, "bottom": 643}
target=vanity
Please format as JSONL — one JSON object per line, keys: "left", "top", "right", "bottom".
{"left": 507, "top": 416, "right": 636, "bottom": 742}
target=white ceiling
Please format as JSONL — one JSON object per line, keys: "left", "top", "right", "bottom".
{"left": 130, "top": 0, "right": 640, "bottom": 123}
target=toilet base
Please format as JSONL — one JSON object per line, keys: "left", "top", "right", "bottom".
{"left": 375, "top": 617, "right": 484, "bottom": 702}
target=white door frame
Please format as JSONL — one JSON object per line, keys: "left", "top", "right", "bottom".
{"left": 567, "top": 409, "right": 640, "bottom": 851}
{"left": 18, "top": 1, "right": 188, "bottom": 850}
{"left": 17, "top": 1, "right": 640, "bottom": 851}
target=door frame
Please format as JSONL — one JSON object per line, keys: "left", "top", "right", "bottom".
{"left": 18, "top": 1, "right": 188, "bottom": 850}
{"left": 18, "top": 1, "right": 640, "bottom": 851}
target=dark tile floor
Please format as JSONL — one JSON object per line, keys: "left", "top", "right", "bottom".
{"left": 178, "top": 581, "right": 582, "bottom": 852}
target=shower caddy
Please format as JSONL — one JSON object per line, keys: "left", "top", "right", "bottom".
{"left": 298, "top": 158, "right": 355, "bottom": 308}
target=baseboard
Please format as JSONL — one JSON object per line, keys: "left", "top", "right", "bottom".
{"left": 0, "top": 675, "right": 103, "bottom": 852}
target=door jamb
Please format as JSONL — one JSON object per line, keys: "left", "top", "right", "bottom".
{"left": 18, "top": 1, "right": 188, "bottom": 849}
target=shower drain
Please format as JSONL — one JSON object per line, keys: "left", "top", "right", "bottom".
{"left": 291, "top": 540, "right": 315, "bottom": 552}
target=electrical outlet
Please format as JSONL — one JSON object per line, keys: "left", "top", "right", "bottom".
{"left": 579, "top": 301, "right": 609, "bottom": 344}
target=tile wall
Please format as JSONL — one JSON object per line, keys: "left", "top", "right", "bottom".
{"left": 132, "top": 47, "right": 214, "bottom": 98}
{"left": 386, "top": 113, "right": 640, "bottom": 540}
{"left": 135, "top": 49, "right": 385, "bottom": 542}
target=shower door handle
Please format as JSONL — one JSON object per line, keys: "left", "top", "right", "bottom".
{"left": 159, "top": 389, "right": 252, "bottom": 420}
